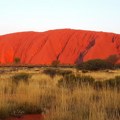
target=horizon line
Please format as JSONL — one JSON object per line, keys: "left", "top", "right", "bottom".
{"left": 0, "top": 28, "right": 120, "bottom": 36}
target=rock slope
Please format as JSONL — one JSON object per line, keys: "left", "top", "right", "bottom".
{"left": 0, "top": 29, "right": 120, "bottom": 65}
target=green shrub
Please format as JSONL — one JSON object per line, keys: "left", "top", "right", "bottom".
{"left": 0, "top": 103, "right": 43, "bottom": 119}
{"left": 51, "top": 60, "right": 60, "bottom": 67}
{"left": 14, "top": 57, "right": 21, "bottom": 64}
{"left": 77, "top": 59, "right": 113, "bottom": 71}
{"left": 43, "top": 68, "right": 72, "bottom": 78}
{"left": 104, "top": 76, "right": 120, "bottom": 90}
{"left": 114, "top": 64, "right": 120, "bottom": 69}
{"left": 81, "top": 70, "right": 89, "bottom": 73}
{"left": 58, "top": 74, "right": 95, "bottom": 89}
{"left": 10, "top": 103, "right": 42, "bottom": 117}
{"left": 56, "top": 69, "right": 72, "bottom": 76}
{"left": 94, "top": 76, "right": 120, "bottom": 91}
{"left": 43, "top": 68, "right": 57, "bottom": 78}
{"left": 12, "top": 73, "right": 31, "bottom": 84}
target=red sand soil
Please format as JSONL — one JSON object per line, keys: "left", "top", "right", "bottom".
{"left": 0, "top": 29, "right": 120, "bottom": 65}
{"left": 5, "top": 114, "right": 43, "bottom": 120}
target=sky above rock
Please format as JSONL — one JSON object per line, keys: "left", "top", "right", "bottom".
{"left": 0, "top": 0, "right": 120, "bottom": 35}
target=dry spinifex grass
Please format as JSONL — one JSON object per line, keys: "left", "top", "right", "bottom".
{"left": 0, "top": 68, "right": 119, "bottom": 120}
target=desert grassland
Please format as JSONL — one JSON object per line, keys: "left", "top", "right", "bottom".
{"left": 0, "top": 67, "right": 120, "bottom": 120}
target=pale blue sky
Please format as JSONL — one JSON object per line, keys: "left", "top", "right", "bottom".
{"left": 0, "top": 0, "right": 120, "bottom": 35}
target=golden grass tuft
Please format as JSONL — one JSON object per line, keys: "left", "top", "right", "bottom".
{"left": 0, "top": 67, "right": 120, "bottom": 120}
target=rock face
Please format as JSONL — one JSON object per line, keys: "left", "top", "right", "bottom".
{"left": 0, "top": 29, "right": 120, "bottom": 65}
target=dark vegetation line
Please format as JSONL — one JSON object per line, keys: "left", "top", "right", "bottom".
{"left": 0, "top": 64, "right": 75, "bottom": 68}
{"left": 0, "top": 54, "right": 120, "bottom": 69}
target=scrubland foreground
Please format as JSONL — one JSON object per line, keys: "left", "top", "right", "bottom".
{"left": 0, "top": 67, "right": 120, "bottom": 120}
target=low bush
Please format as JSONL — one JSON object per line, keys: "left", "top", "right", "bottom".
{"left": 77, "top": 59, "right": 114, "bottom": 71}
{"left": 43, "top": 68, "right": 57, "bottom": 78}
{"left": 43, "top": 68, "right": 72, "bottom": 78}
{"left": 12, "top": 73, "right": 31, "bottom": 84}
{"left": 14, "top": 57, "right": 21, "bottom": 64}
{"left": 58, "top": 73, "right": 120, "bottom": 91}
{"left": 114, "top": 64, "right": 120, "bottom": 69}
{"left": 0, "top": 103, "right": 43, "bottom": 119}
{"left": 56, "top": 69, "right": 72, "bottom": 76}
{"left": 51, "top": 60, "right": 60, "bottom": 67}
{"left": 104, "top": 76, "right": 120, "bottom": 90}
{"left": 81, "top": 70, "right": 89, "bottom": 73}
{"left": 58, "top": 73, "right": 95, "bottom": 89}
{"left": 10, "top": 103, "right": 42, "bottom": 117}
{"left": 94, "top": 76, "right": 120, "bottom": 91}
